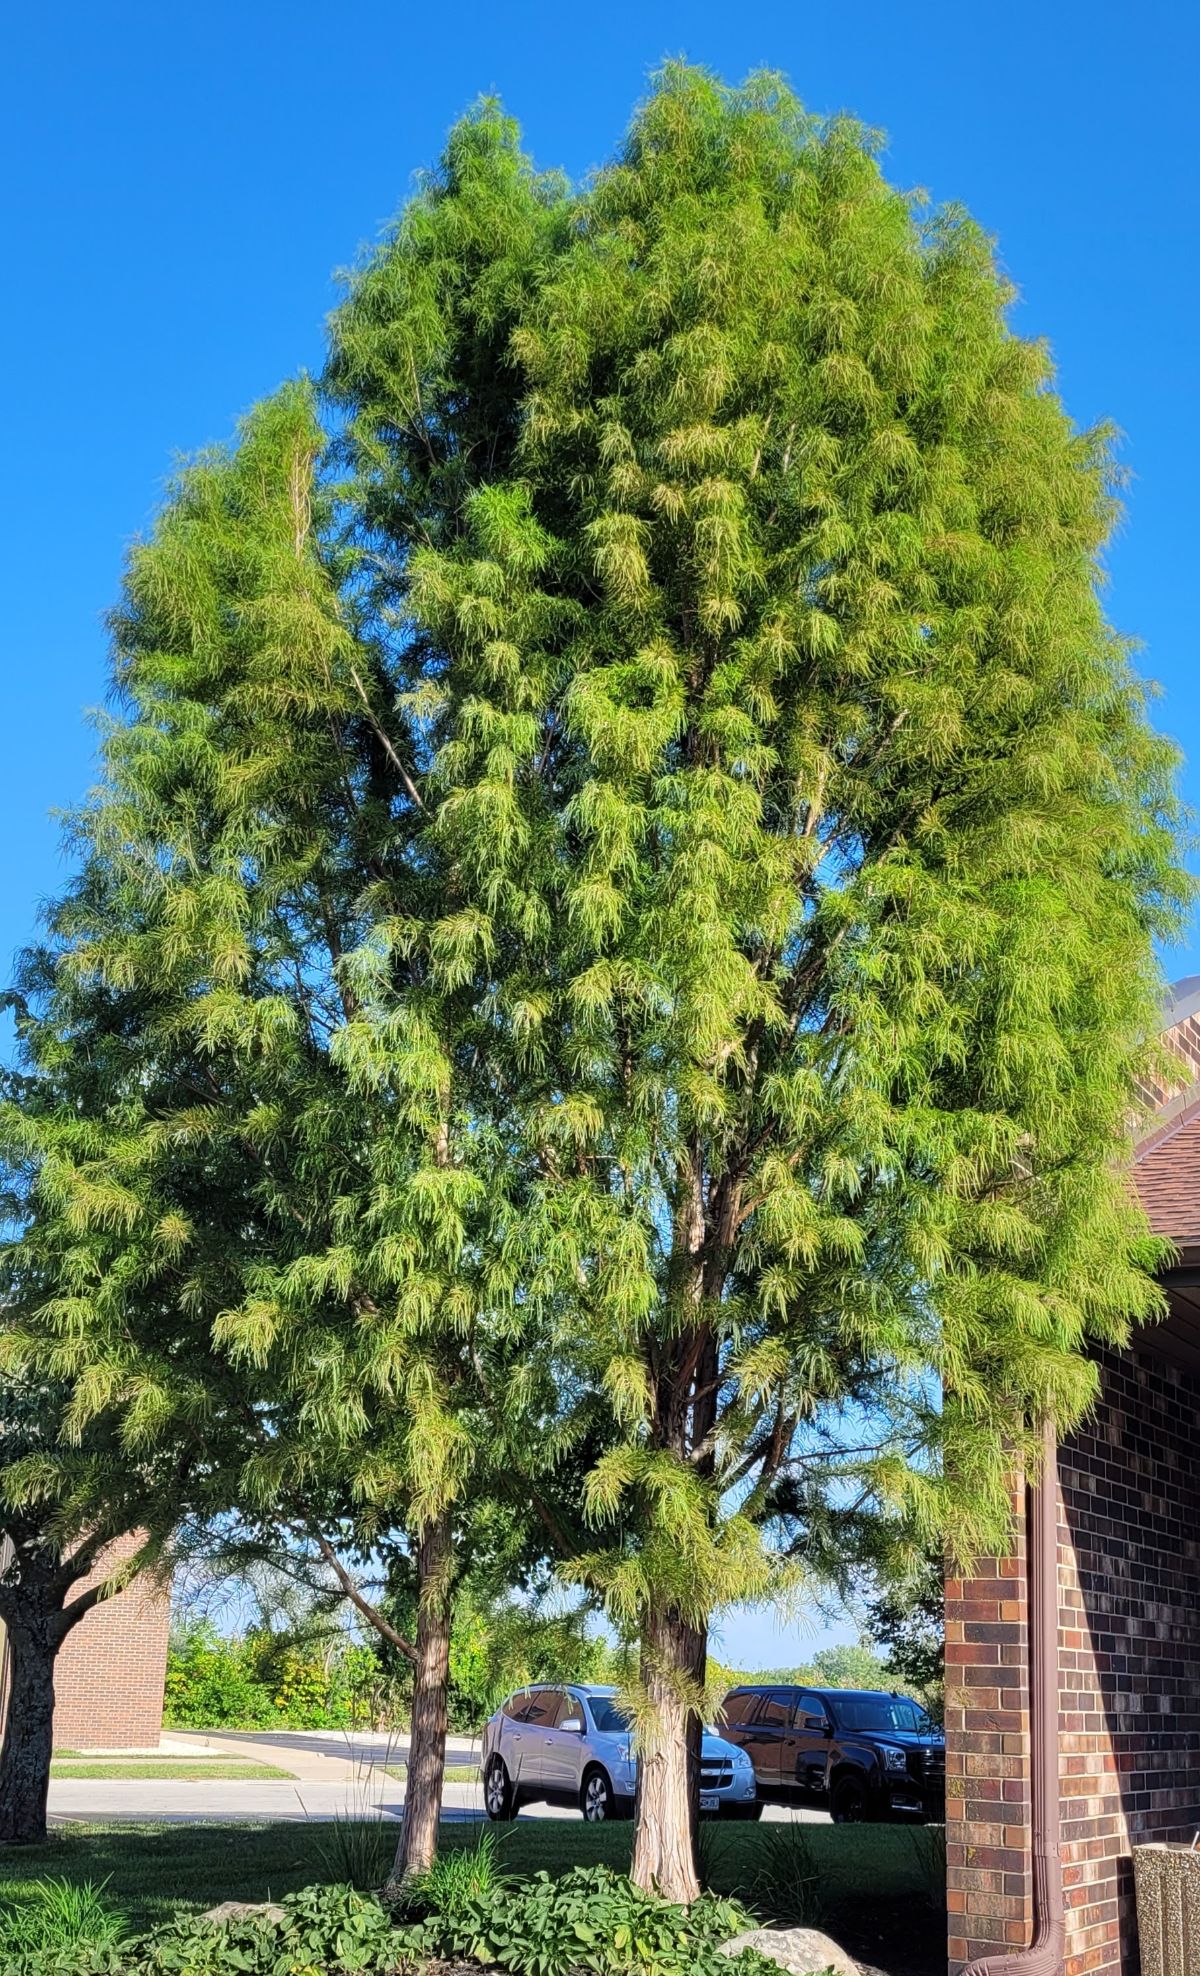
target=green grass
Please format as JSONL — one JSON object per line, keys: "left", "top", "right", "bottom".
{"left": 0, "top": 1819, "right": 937, "bottom": 1935}
{"left": 49, "top": 1761, "right": 294, "bottom": 1780}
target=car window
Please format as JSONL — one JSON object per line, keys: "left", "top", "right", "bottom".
{"left": 719, "top": 1691, "right": 758, "bottom": 1728}
{"left": 796, "top": 1693, "right": 829, "bottom": 1728}
{"left": 502, "top": 1690, "right": 530, "bottom": 1721}
{"left": 757, "top": 1691, "right": 794, "bottom": 1729}
{"left": 832, "top": 1695, "right": 928, "bottom": 1733}
{"left": 522, "top": 1688, "right": 559, "bottom": 1727}
{"left": 587, "top": 1695, "right": 632, "bottom": 1735}
{"left": 552, "top": 1692, "right": 583, "bottom": 1729}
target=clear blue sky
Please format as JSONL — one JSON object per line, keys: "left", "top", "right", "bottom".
{"left": 3, "top": 0, "right": 1197, "bottom": 1661}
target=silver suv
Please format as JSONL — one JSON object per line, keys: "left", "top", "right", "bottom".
{"left": 480, "top": 1683, "right": 760, "bottom": 1823}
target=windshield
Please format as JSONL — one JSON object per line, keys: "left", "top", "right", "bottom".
{"left": 587, "top": 1697, "right": 632, "bottom": 1735}
{"left": 832, "top": 1697, "right": 930, "bottom": 1734}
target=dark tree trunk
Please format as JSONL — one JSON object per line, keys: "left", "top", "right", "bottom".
{"left": 386, "top": 1507, "right": 454, "bottom": 1891}
{"left": 631, "top": 1605, "right": 708, "bottom": 1902}
{"left": 0, "top": 1606, "right": 61, "bottom": 1845}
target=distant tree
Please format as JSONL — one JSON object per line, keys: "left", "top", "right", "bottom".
{"left": 864, "top": 1549, "right": 945, "bottom": 1717}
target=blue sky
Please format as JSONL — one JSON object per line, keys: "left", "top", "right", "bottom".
{"left": 3, "top": 0, "right": 1197, "bottom": 1662}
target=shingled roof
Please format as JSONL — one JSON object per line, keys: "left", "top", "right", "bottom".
{"left": 1135, "top": 1099, "right": 1200, "bottom": 1244}
{"left": 1133, "top": 979, "right": 1200, "bottom": 1249}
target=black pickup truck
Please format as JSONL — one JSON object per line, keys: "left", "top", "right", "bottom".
{"left": 718, "top": 1684, "right": 945, "bottom": 1823}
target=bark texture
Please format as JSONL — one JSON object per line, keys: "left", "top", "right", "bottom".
{"left": 386, "top": 1508, "right": 454, "bottom": 1890}
{"left": 631, "top": 1606, "right": 707, "bottom": 1902}
{"left": 0, "top": 1609, "right": 59, "bottom": 1844}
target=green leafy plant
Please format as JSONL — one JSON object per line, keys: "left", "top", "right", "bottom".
{"left": 408, "top": 1861, "right": 766, "bottom": 1976}
{"left": 396, "top": 1824, "right": 513, "bottom": 1922}
{"left": 0, "top": 1876, "right": 127, "bottom": 1957}
{"left": 2, "top": 1882, "right": 398, "bottom": 1976}
{"left": 0, "top": 1871, "right": 779, "bottom": 1976}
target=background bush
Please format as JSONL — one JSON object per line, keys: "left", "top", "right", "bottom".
{"left": 163, "top": 1620, "right": 384, "bottom": 1730}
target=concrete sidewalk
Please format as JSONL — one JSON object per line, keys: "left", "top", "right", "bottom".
{"left": 167, "top": 1728, "right": 481, "bottom": 1784}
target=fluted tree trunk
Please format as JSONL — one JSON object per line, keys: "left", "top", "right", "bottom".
{"left": 631, "top": 1608, "right": 707, "bottom": 1903}
{"left": 386, "top": 1508, "right": 455, "bottom": 1891}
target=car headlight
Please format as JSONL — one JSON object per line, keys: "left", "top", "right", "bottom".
{"left": 733, "top": 1749, "right": 752, "bottom": 1769}
{"left": 884, "top": 1747, "right": 907, "bottom": 1771}
{"left": 616, "top": 1743, "right": 634, "bottom": 1765}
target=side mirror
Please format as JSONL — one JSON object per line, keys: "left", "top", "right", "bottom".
{"left": 560, "top": 1717, "right": 584, "bottom": 1734}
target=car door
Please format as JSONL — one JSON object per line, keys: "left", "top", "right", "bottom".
{"left": 540, "top": 1689, "right": 586, "bottom": 1795}
{"left": 514, "top": 1687, "right": 559, "bottom": 1791}
{"left": 743, "top": 1690, "right": 793, "bottom": 1790}
{"left": 780, "top": 1691, "right": 833, "bottom": 1795}
{"left": 497, "top": 1690, "right": 533, "bottom": 1788}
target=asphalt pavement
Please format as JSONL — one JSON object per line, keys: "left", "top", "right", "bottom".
{"left": 47, "top": 1728, "right": 829, "bottom": 1825}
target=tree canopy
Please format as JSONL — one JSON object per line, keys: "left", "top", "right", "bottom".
{"left": 1, "top": 64, "right": 1186, "bottom": 1895}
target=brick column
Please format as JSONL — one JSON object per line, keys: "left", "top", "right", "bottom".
{"left": 946, "top": 1509, "right": 1033, "bottom": 1971}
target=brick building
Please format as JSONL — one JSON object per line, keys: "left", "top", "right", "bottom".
{"left": 0, "top": 1534, "right": 171, "bottom": 1751}
{"left": 947, "top": 978, "right": 1200, "bottom": 1976}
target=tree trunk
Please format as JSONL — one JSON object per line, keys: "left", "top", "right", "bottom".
{"left": 630, "top": 1605, "right": 708, "bottom": 1902}
{"left": 0, "top": 1608, "right": 60, "bottom": 1844}
{"left": 386, "top": 1508, "right": 454, "bottom": 1891}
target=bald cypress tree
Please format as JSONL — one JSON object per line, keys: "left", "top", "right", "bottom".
{"left": 5, "top": 67, "right": 1185, "bottom": 1899}
{"left": 328, "top": 68, "right": 1185, "bottom": 1896}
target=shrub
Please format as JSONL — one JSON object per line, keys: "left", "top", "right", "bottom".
{"left": 2, "top": 1883, "right": 398, "bottom": 1976}
{"left": 164, "top": 1619, "right": 388, "bottom": 1730}
{"left": 2, "top": 1869, "right": 783, "bottom": 1976}
{"left": 406, "top": 1862, "right": 772, "bottom": 1976}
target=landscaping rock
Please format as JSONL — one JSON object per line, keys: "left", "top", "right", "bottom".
{"left": 199, "top": 1900, "right": 288, "bottom": 1925}
{"left": 720, "top": 1925, "right": 862, "bottom": 1976}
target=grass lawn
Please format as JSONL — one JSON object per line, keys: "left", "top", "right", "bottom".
{"left": 0, "top": 1818, "right": 940, "bottom": 1935}
{"left": 48, "top": 1762, "right": 295, "bottom": 1780}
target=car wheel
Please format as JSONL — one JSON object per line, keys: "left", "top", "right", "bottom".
{"left": 831, "top": 1774, "right": 873, "bottom": 1823}
{"left": 484, "top": 1756, "right": 515, "bottom": 1822}
{"left": 581, "top": 1766, "right": 617, "bottom": 1823}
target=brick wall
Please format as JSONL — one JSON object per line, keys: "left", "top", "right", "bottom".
{"left": 49, "top": 1535, "right": 171, "bottom": 1751}
{"left": 946, "top": 1493, "right": 1033, "bottom": 1967}
{"left": 948, "top": 1349, "right": 1200, "bottom": 1975}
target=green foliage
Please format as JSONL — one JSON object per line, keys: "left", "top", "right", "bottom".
{"left": 1, "top": 57, "right": 1189, "bottom": 1892}
{"left": 863, "top": 1552, "right": 945, "bottom": 1718}
{"left": 311, "top": 1816, "right": 397, "bottom": 1897}
{"left": 2, "top": 1884, "right": 398, "bottom": 1976}
{"left": 163, "top": 1619, "right": 382, "bottom": 1730}
{"left": 405, "top": 1863, "right": 766, "bottom": 1976}
{"left": 0, "top": 1877, "right": 126, "bottom": 1959}
{"left": 444, "top": 1594, "right": 619, "bottom": 1730}
{"left": 738, "top": 1644, "right": 891, "bottom": 1693}
{"left": 0, "top": 1871, "right": 777, "bottom": 1976}
{"left": 0, "top": 1817, "right": 935, "bottom": 1938}
{"left": 396, "top": 1825, "right": 513, "bottom": 1924}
